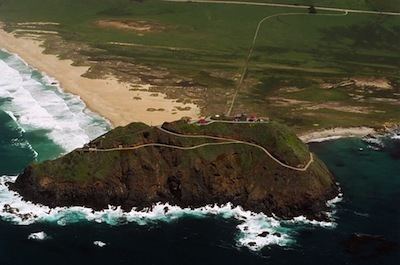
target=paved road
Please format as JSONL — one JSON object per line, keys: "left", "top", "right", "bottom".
{"left": 82, "top": 125, "right": 314, "bottom": 171}
{"left": 163, "top": 0, "right": 400, "bottom": 16}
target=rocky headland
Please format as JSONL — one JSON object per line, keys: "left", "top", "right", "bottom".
{"left": 10, "top": 120, "right": 339, "bottom": 220}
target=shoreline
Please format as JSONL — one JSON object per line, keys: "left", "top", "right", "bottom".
{"left": 1, "top": 26, "right": 397, "bottom": 143}
{"left": 299, "top": 127, "right": 377, "bottom": 143}
{"left": 0, "top": 26, "right": 200, "bottom": 127}
{"left": 0, "top": 175, "right": 340, "bottom": 252}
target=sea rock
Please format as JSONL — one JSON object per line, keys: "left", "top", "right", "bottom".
{"left": 258, "top": 231, "right": 270, "bottom": 237}
{"left": 10, "top": 120, "right": 339, "bottom": 220}
{"left": 273, "top": 232, "right": 281, "bottom": 237}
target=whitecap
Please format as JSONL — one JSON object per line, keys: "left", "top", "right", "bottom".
{"left": 3, "top": 110, "right": 38, "bottom": 158}
{"left": 326, "top": 193, "right": 343, "bottom": 208}
{"left": 391, "top": 134, "right": 400, "bottom": 140}
{"left": 93, "top": 241, "right": 107, "bottom": 247}
{"left": 28, "top": 231, "right": 49, "bottom": 241}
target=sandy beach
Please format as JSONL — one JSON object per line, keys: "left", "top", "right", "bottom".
{"left": 299, "top": 127, "right": 376, "bottom": 143}
{"left": 0, "top": 27, "right": 199, "bottom": 127}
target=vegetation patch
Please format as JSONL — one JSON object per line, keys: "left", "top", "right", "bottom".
{"left": 94, "top": 19, "right": 167, "bottom": 34}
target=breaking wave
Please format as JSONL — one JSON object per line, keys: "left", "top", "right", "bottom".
{"left": 0, "top": 175, "right": 342, "bottom": 251}
{"left": 391, "top": 131, "right": 400, "bottom": 140}
{"left": 2, "top": 110, "right": 38, "bottom": 159}
{"left": 0, "top": 49, "right": 110, "bottom": 154}
{"left": 28, "top": 231, "right": 49, "bottom": 241}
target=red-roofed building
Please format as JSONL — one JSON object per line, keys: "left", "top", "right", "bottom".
{"left": 198, "top": 118, "right": 208, "bottom": 125}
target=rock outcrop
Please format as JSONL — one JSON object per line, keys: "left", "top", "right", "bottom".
{"left": 10, "top": 120, "right": 338, "bottom": 220}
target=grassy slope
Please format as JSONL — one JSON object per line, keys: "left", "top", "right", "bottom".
{"left": 0, "top": 0, "right": 399, "bottom": 132}
{"left": 165, "top": 120, "right": 310, "bottom": 163}
{"left": 32, "top": 121, "right": 310, "bottom": 181}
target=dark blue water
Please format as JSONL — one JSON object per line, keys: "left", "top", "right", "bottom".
{"left": 1, "top": 125, "right": 399, "bottom": 265}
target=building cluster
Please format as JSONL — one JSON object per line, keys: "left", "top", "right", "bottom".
{"left": 191, "top": 113, "right": 268, "bottom": 125}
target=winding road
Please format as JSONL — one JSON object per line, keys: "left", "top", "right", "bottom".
{"left": 226, "top": 10, "right": 349, "bottom": 116}
{"left": 163, "top": 0, "right": 400, "bottom": 16}
{"left": 82, "top": 124, "right": 314, "bottom": 172}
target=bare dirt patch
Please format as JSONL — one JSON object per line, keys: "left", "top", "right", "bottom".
{"left": 370, "top": 97, "right": 399, "bottom": 105}
{"left": 95, "top": 19, "right": 166, "bottom": 33}
{"left": 305, "top": 102, "right": 371, "bottom": 114}
{"left": 279, "top": 86, "right": 304, "bottom": 93}
{"left": 13, "top": 29, "right": 58, "bottom": 35}
{"left": 353, "top": 77, "right": 392, "bottom": 90}
{"left": 268, "top": 97, "right": 309, "bottom": 107}
{"left": 322, "top": 77, "right": 392, "bottom": 90}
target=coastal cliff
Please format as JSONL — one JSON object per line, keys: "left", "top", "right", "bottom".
{"left": 11, "top": 120, "right": 338, "bottom": 220}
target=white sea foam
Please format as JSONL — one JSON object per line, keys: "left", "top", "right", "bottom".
{"left": 0, "top": 49, "right": 110, "bottom": 153}
{"left": 28, "top": 231, "right": 49, "bottom": 241}
{"left": 306, "top": 136, "right": 343, "bottom": 143}
{"left": 93, "top": 241, "right": 107, "bottom": 247}
{"left": 0, "top": 175, "right": 341, "bottom": 251}
{"left": 3, "top": 110, "right": 38, "bottom": 158}
{"left": 391, "top": 134, "right": 400, "bottom": 140}
{"left": 4, "top": 110, "right": 18, "bottom": 123}
{"left": 362, "top": 136, "right": 384, "bottom": 147}
{"left": 326, "top": 193, "right": 343, "bottom": 208}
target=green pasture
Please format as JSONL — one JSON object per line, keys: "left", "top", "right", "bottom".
{"left": 0, "top": 0, "right": 399, "bottom": 131}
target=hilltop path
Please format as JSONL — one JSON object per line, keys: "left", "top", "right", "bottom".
{"left": 82, "top": 123, "right": 314, "bottom": 171}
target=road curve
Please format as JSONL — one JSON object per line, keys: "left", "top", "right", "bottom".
{"left": 226, "top": 10, "right": 348, "bottom": 116}
{"left": 84, "top": 140, "right": 314, "bottom": 171}
{"left": 157, "top": 125, "right": 237, "bottom": 142}
{"left": 163, "top": 0, "right": 400, "bottom": 16}
{"left": 81, "top": 125, "right": 314, "bottom": 172}
{"left": 157, "top": 125, "right": 313, "bottom": 171}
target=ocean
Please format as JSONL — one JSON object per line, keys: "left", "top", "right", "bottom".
{"left": 0, "top": 49, "right": 399, "bottom": 265}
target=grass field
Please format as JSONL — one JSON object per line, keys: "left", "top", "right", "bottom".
{"left": 0, "top": 0, "right": 399, "bottom": 132}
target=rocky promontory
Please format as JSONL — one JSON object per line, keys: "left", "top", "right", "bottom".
{"left": 10, "top": 120, "right": 339, "bottom": 220}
